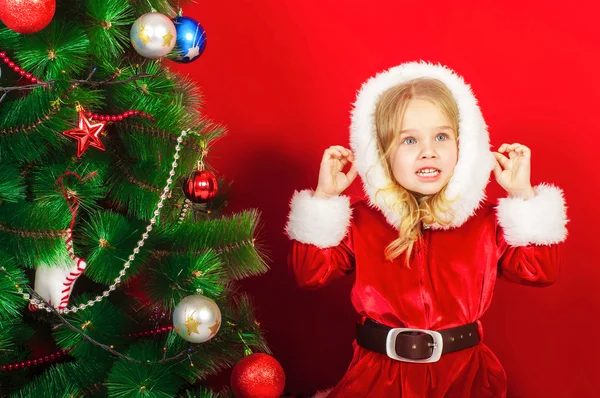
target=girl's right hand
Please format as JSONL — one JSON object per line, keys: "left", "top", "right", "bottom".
{"left": 314, "top": 145, "right": 358, "bottom": 198}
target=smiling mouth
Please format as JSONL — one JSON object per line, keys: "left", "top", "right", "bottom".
{"left": 416, "top": 168, "right": 440, "bottom": 177}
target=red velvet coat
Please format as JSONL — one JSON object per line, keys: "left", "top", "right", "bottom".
{"left": 288, "top": 199, "right": 562, "bottom": 397}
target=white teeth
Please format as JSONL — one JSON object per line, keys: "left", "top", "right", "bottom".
{"left": 416, "top": 168, "right": 440, "bottom": 177}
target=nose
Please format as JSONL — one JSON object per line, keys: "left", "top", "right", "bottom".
{"left": 419, "top": 141, "right": 438, "bottom": 159}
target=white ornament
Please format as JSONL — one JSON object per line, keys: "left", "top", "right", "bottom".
{"left": 32, "top": 232, "right": 86, "bottom": 310}
{"left": 130, "top": 12, "right": 177, "bottom": 59}
{"left": 173, "top": 295, "right": 221, "bottom": 343}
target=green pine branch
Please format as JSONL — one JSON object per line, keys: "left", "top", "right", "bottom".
{"left": 85, "top": 0, "right": 136, "bottom": 64}
{"left": 0, "top": 165, "right": 26, "bottom": 203}
{"left": 17, "top": 21, "right": 90, "bottom": 81}
{"left": 52, "top": 294, "right": 133, "bottom": 360}
{"left": 8, "top": 360, "right": 108, "bottom": 398}
{"left": 0, "top": 202, "right": 73, "bottom": 267}
{"left": 167, "top": 210, "right": 270, "bottom": 279}
{"left": 106, "top": 340, "right": 185, "bottom": 398}
{"left": 0, "top": 253, "right": 28, "bottom": 320}
{"left": 145, "top": 251, "right": 227, "bottom": 311}
{"left": 79, "top": 210, "right": 146, "bottom": 284}
{"left": 180, "top": 387, "right": 223, "bottom": 398}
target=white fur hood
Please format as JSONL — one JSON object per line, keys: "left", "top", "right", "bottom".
{"left": 350, "top": 61, "right": 494, "bottom": 230}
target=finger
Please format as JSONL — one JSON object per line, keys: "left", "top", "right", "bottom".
{"left": 505, "top": 143, "right": 522, "bottom": 153}
{"left": 331, "top": 145, "right": 351, "bottom": 151}
{"left": 516, "top": 145, "right": 531, "bottom": 156}
{"left": 330, "top": 145, "right": 352, "bottom": 158}
{"left": 329, "top": 148, "right": 344, "bottom": 157}
{"left": 507, "top": 144, "right": 530, "bottom": 159}
{"left": 324, "top": 148, "right": 343, "bottom": 160}
{"left": 345, "top": 164, "right": 359, "bottom": 182}
{"left": 498, "top": 143, "right": 524, "bottom": 153}
{"left": 492, "top": 157, "right": 503, "bottom": 179}
{"left": 494, "top": 152, "right": 510, "bottom": 168}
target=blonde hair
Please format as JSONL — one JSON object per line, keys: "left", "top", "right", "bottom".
{"left": 374, "top": 78, "right": 459, "bottom": 265}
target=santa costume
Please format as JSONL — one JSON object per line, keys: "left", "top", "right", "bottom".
{"left": 285, "top": 62, "right": 568, "bottom": 397}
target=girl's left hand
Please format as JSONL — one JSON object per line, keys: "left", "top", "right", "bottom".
{"left": 493, "top": 143, "right": 535, "bottom": 199}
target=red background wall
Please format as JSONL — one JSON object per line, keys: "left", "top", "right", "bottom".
{"left": 171, "top": 1, "right": 598, "bottom": 397}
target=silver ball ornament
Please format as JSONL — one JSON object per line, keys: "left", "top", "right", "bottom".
{"left": 130, "top": 12, "right": 177, "bottom": 59}
{"left": 173, "top": 295, "right": 221, "bottom": 343}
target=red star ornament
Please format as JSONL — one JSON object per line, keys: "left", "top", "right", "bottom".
{"left": 63, "top": 110, "right": 107, "bottom": 157}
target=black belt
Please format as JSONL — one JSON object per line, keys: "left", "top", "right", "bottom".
{"left": 356, "top": 318, "right": 480, "bottom": 362}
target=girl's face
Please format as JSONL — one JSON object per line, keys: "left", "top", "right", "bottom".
{"left": 390, "top": 99, "right": 458, "bottom": 196}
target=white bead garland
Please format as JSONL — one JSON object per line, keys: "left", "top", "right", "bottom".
{"left": 178, "top": 199, "right": 192, "bottom": 223}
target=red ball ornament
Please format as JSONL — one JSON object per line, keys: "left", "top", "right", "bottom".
{"left": 0, "top": 0, "right": 56, "bottom": 34}
{"left": 230, "top": 353, "right": 285, "bottom": 398}
{"left": 183, "top": 170, "right": 218, "bottom": 203}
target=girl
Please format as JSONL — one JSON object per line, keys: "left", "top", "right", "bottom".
{"left": 285, "top": 62, "right": 568, "bottom": 397}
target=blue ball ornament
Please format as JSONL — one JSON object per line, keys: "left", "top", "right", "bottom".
{"left": 172, "top": 16, "right": 207, "bottom": 63}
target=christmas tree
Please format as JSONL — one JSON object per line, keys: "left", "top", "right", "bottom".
{"left": 0, "top": 1, "right": 278, "bottom": 396}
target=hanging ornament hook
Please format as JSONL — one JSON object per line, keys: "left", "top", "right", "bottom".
{"left": 238, "top": 331, "right": 254, "bottom": 356}
{"left": 197, "top": 140, "right": 208, "bottom": 171}
{"left": 146, "top": 0, "right": 157, "bottom": 13}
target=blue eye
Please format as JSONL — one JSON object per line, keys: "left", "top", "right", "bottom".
{"left": 435, "top": 133, "right": 449, "bottom": 142}
{"left": 402, "top": 137, "right": 417, "bottom": 145}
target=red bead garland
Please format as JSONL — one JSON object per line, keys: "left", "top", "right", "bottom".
{"left": 0, "top": 51, "right": 42, "bottom": 84}
{"left": 0, "top": 348, "right": 71, "bottom": 372}
{"left": 85, "top": 109, "right": 155, "bottom": 122}
{"left": 0, "top": 323, "right": 173, "bottom": 372}
{"left": 128, "top": 325, "right": 174, "bottom": 338}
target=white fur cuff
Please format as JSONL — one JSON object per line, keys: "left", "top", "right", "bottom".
{"left": 497, "top": 183, "right": 568, "bottom": 247}
{"left": 285, "top": 190, "right": 352, "bottom": 248}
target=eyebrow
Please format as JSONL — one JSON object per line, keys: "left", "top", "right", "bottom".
{"left": 399, "top": 126, "right": 454, "bottom": 135}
